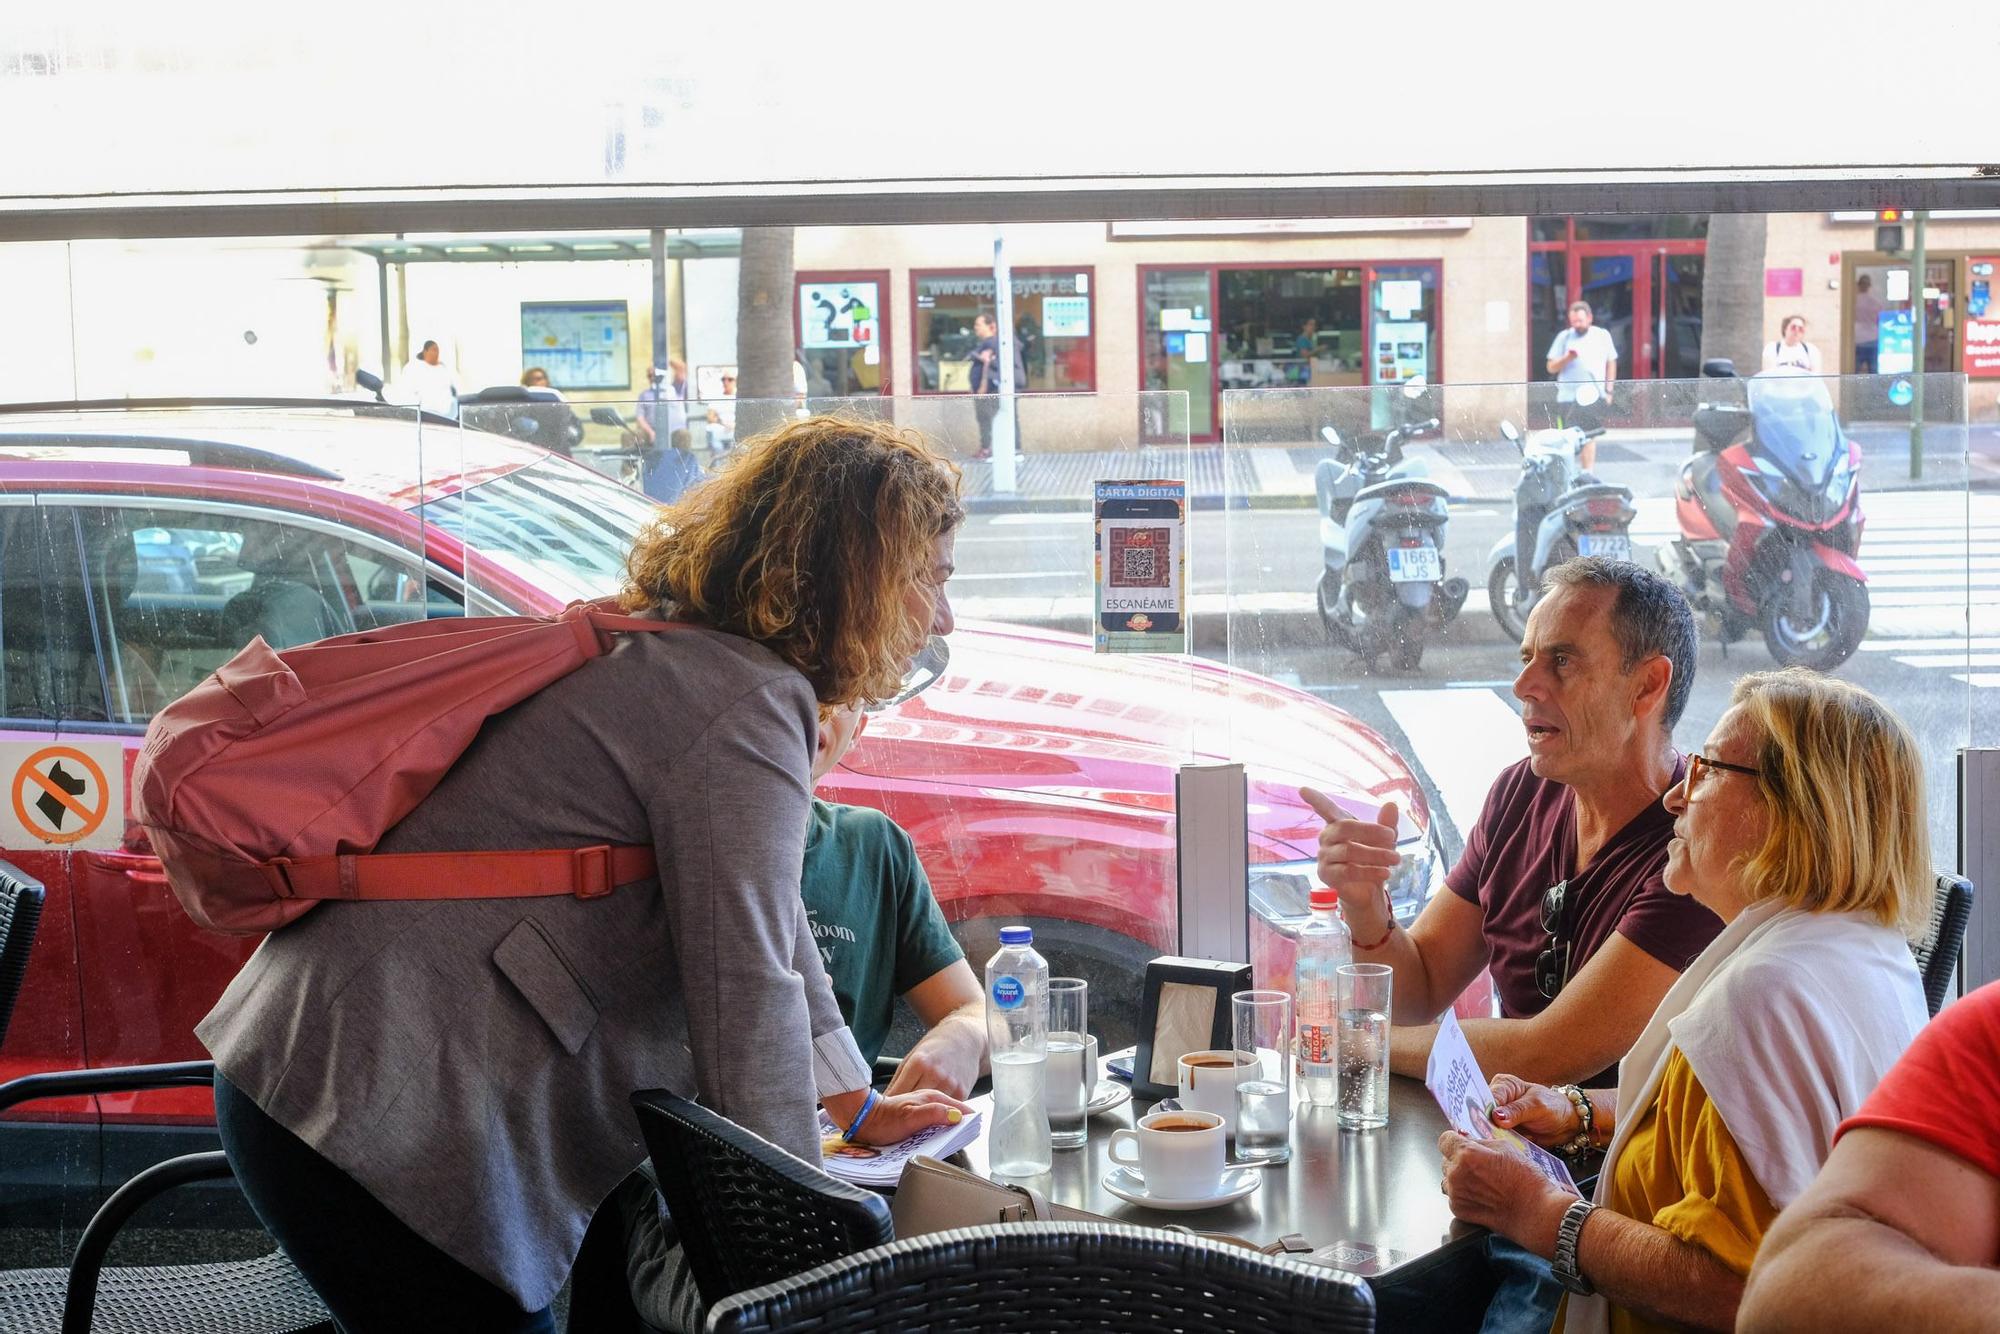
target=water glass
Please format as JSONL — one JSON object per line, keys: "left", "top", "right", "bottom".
{"left": 1231, "top": 989, "right": 1293, "bottom": 1164}
{"left": 1045, "top": 977, "right": 1091, "bottom": 1149}
{"left": 1337, "top": 963, "right": 1393, "bottom": 1130}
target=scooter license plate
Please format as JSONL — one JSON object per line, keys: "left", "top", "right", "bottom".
{"left": 1578, "top": 533, "right": 1632, "bottom": 562}
{"left": 1387, "top": 546, "right": 1442, "bottom": 583}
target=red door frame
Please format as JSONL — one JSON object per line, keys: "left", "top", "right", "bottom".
{"left": 793, "top": 269, "right": 894, "bottom": 396}
{"left": 907, "top": 265, "right": 1098, "bottom": 396}
{"left": 1529, "top": 228, "right": 1706, "bottom": 382}
{"left": 1136, "top": 260, "right": 1445, "bottom": 444}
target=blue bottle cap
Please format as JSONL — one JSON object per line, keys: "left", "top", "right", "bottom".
{"left": 999, "top": 925, "right": 1034, "bottom": 946}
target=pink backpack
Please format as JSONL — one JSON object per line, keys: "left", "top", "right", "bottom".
{"left": 132, "top": 598, "right": 678, "bottom": 935}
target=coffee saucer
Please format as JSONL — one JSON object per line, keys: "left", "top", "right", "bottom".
{"left": 1102, "top": 1164, "right": 1261, "bottom": 1212}
{"left": 1087, "top": 1081, "right": 1132, "bottom": 1118}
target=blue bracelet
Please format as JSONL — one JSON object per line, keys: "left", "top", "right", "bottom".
{"left": 842, "top": 1088, "right": 880, "bottom": 1142}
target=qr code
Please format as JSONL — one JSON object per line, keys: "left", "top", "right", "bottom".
{"left": 1109, "top": 526, "right": 1171, "bottom": 588}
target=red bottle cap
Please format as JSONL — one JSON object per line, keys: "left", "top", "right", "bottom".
{"left": 1309, "top": 887, "right": 1340, "bottom": 911}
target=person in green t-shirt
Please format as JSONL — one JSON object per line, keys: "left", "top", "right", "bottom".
{"left": 805, "top": 705, "right": 987, "bottom": 1097}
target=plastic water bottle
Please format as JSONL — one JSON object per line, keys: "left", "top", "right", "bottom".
{"left": 984, "top": 925, "right": 1051, "bottom": 1176}
{"left": 1296, "top": 887, "right": 1352, "bottom": 1107}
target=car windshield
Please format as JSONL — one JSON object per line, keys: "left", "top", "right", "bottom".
{"left": 415, "top": 457, "right": 657, "bottom": 603}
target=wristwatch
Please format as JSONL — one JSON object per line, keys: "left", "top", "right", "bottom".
{"left": 1553, "top": 1198, "right": 1597, "bottom": 1296}
{"left": 1555, "top": 1084, "right": 1596, "bottom": 1159}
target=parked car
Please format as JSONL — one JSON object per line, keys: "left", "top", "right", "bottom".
{"left": 0, "top": 402, "right": 1448, "bottom": 1205}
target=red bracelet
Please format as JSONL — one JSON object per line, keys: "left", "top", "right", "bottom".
{"left": 1350, "top": 893, "right": 1397, "bottom": 951}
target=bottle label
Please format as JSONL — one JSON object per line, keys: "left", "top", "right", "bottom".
{"left": 991, "top": 975, "right": 1026, "bottom": 1009}
{"left": 1303, "top": 1023, "right": 1333, "bottom": 1063}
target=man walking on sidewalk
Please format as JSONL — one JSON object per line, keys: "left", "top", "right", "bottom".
{"left": 1546, "top": 301, "right": 1617, "bottom": 469}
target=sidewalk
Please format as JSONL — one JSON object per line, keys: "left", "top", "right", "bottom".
{"left": 960, "top": 424, "right": 2000, "bottom": 513}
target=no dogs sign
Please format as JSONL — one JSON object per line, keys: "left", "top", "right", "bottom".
{"left": 2, "top": 741, "right": 126, "bottom": 851}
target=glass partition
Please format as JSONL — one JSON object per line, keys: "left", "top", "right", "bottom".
{"left": 1220, "top": 373, "right": 1976, "bottom": 1015}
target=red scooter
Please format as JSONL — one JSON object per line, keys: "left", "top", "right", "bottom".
{"left": 1656, "top": 361, "right": 1868, "bottom": 670}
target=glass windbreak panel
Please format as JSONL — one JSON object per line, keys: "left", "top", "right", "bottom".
{"left": 457, "top": 393, "right": 1197, "bottom": 1057}
{"left": 1219, "top": 374, "right": 1973, "bottom": 1023}
{"left": 0, "top": 401, "right": 434, "bottom": 1264}
{"left": 1142, "top": 269, "right": 1216, "bottom": 440}
{"left": 914, "top": 270, "right": 1096, "bottom": 393}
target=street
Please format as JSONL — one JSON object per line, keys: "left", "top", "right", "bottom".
{"left": 951, "top": 489, "right": 2000, "bottom": 864}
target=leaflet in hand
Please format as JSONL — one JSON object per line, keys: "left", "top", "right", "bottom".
{"left": 817, "top": 1108, "right": 983, "bottom": 1188}
{"left": 1425, "top": 1011, "right": 1577, "bottom": 1192}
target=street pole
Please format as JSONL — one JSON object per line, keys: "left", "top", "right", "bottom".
{"left": 1911, "top": 209, "right": 1927, "bottom": 481}
{"left": 650, "top": 227, "right": 669, "bottom": 376}
{"left": 992, "top": 228, "right": 1019, "bottom": 493}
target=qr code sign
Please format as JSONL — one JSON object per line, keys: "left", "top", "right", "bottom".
{"left": 1109, "top": 526, "right": 1171, "bottom": 588}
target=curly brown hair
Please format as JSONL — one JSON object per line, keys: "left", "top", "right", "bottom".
{"left": 621, "top": 414, "right": 963, "bottom": 706}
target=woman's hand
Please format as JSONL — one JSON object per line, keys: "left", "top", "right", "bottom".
{"left": 1438, "top": 1130, "right": 1578, "bottom": 1256}
{"left": 849, "top": 1089, "right": 976, "bottom": 1147}
{"left": 1486, "top": 1074, "right": 1581, "bottom": 1149}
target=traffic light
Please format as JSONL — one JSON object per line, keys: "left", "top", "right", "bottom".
{"left": 1876, "top": 208, "right": 1905, "bottom": 255}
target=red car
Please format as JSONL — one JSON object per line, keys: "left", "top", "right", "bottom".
{"left": 0, "top": 403, "right": 1446, "bottom": 1197}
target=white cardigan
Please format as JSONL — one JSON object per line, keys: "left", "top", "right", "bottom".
{"left": 1563, "top": 896, "right": 1927, "bottom": 1334}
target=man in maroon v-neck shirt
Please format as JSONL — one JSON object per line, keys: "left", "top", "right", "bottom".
{"left": 1304, "top": 559, "right": 1723, "bottom": 1088}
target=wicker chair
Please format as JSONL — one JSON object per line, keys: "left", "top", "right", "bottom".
{"left": 1914, "top": 873, "right": 1976, "bottom": 1017}
{"left": 629, "top": 1089, "right": 893, "bottom": 1310}
{"left": 0, "top": 859, "right": 46, "bottom": 1045}
{"left": 704, "top": 1222, "right": 1377, "bottom": 1333}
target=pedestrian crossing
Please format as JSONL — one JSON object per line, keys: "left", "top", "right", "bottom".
{"left": 1630, "top": 490, "right": 2000, "bottom": 689}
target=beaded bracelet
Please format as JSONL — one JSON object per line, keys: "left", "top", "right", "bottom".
{"left": 1351, "top": 890, "right": 1397, "bottom": 951}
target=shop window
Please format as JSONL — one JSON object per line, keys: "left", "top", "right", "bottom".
{"left": 1218, "top": 268, "right": 1366, "bottom": 390}
{"left": 796, "top": 273, "right": 889, "bottom": 396}
{"left": 1141, "top": 268, "right": 1215, "bottom": 440}
{"left": 913, "top": 269, "right": 1095, "bottom": 393}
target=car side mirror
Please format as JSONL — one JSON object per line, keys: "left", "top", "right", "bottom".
{"left": 355, "top": 369, "right": 385, "bottom": 399}
{"left": 1701, "top": 358, "right": 1738, "bottom": 379}
{"left": 589, "top": 406, "right": 626, "bottom": 428}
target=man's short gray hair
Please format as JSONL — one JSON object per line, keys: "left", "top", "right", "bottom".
{"left": 1542, "top": 557, "right": 1698, "bottom": 730}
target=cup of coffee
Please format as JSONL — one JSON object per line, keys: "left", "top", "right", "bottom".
{"left": 1107, "top": 1109, "right": 1226, "bottom": 1199}
{"left": 1178, "top": 1048, "right": 1255, "bottom": 1135}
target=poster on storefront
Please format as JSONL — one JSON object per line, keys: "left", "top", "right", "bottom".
{"left": 1967, "top": 261, "right": 2000, "bottom": 378}
{"left": 1095, "top": 480, "right": 1187, "bottom": 655}
{"left": 1042, "top": 295, "right": 1091, "bottom": 338}
{"left": 1372, "top": 321, "right": 1428, "bottom": 384}
{"left": 1877, "top": 309, "right": 1915, "bottom": 375}
{"left": 799, "top": 282, "right": 879, "bottom": 349}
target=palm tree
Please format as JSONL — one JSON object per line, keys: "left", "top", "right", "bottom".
{"left": 1699, "top": 213, "right": 1768, "bottom": 376}
{"left": 735, "top": 226, "right": 796, "bottom": 441}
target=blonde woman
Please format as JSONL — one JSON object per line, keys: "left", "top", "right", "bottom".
{"left": 202, "top": 417, "right": 971, "bottom": 1333}
{"left": 1761, "top": 316, "right": 1823, "bottom": 373}
{"left": 1441, "top": 668, "right": 1932, "bottom": 1334}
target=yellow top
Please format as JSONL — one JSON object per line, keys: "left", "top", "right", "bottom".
{"left": 1554, "top": 1049, "right": 1780, "bottom": 1334}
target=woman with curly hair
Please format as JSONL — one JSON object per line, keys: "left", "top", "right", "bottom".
{"left": 201, "top": 416, "right": 969, "bottom": 1333}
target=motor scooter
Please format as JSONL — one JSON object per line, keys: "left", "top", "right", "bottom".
{"left": 1485, "top": 389, "right": 1638, "bottom": 642}
{"left": 1655, "top": 361, "right": 1868, "bottom": 670}
{"left": 1314, "top": 387, "right": 1468, "bottom": 671}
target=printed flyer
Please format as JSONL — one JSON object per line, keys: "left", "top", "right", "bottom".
{"left": 1426, "top": 1011, "right": 1577, "bottom": 1193}
{"left": 1094, "top": 480, "right": 1187, "bottom": 654}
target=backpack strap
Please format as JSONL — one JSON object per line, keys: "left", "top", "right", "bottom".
{"left": 261, "top": 843, "right": 655, "bottom": 904}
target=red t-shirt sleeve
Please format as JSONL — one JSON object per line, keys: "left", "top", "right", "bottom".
{"left": 1612, "top": 870, "right": 1724, "bottom": 971}
{"left": 1836, "top": 980, "right": 2000, "bottom": 1181}
{"left": 1444, "top": 771, "right": 1505, "bottom": 905}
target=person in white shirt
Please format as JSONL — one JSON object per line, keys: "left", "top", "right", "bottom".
{"left": 1761, "top": 315, "right": 1823, "bottom": 374}
{"left": 398, "top": 339, "right": 459, "bottom": 420}
{"left": 1546, "top": 301, "right": 1618, "bottom": 469}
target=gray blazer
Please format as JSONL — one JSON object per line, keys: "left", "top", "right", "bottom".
{"left": 198, "top": 624, "right": 868, "bottom": 1310}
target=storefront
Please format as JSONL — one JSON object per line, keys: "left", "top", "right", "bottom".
{"left": 1138, "top": 261, "right": 1442, "bottom": 442}
{"left": 910, "top": 268, "right": 1096, "bottom": 394}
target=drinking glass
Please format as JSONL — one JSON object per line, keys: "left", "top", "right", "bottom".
{"left": 1337, "top": 963, "right": 1393, "bottom": 1130}
{"left": 1045, "top": 977, "right": 1091, "bottom": 1149}
{"left": 1231, "top": 989, "right": 1293, "bottom": 1164}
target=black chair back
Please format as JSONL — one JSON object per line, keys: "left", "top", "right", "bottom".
{"left": 629, "top": 1089, "right": 892, "bottom": 1309}
{"left": 1914, "top": 873, "right": 1976, "bottom": 1017}
{"left": 707, "top": 1222, "right": 1376, "bottom": 1333}
{"left": 0, "top": 860, "right": 46, "bottom": 1050}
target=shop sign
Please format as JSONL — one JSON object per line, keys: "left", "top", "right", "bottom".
{"left": 1764, "top": 268, "right": 1803, "bottom": 297}
{"left": 1094, "top": 480, "right": 1187, "bottom": 656}
{"left": 1042, "top": 296, "right": 1091, "bottom": 338}
{"left": 799, "top": 282, "right": 878, "bottom": 349}
{"left": 1965, "top": 317, "right": 2000, "bottom": 378}
{"left": 1877, "top": 310, "right": 1915, "bottom": 375}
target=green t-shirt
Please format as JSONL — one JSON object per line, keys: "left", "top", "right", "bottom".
{"left": 801, "top": 798, "right": 965, "bottom": 1066}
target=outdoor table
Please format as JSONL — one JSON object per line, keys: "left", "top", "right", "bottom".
{"left": 955, "top": 1066, "right": 1494, "bottom": 1328}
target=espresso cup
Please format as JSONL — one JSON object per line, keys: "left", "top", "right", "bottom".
{"left": 1178, "top": 1048, "right": 1255, "bottom": 1135}
{"left": 1107, "top": 1109, "right": 1226, "bottom": 1199}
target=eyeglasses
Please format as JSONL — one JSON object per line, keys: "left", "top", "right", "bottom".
{"left": 1536, "top": 879, "right": 1570, "bottom": 1001}
{"left": 1682, "top": 752, "right": 1763, "bottom": 800}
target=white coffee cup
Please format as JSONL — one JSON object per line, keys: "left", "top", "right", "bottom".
{"left": 1108, "top": 1109, "right": 1227, "bottom": 1199}
{"left": 1177, "top": 1048, "right": 1255, "bottom": 1135}
{"left": 1043, "top": 1033, "right": 1100, "bottom": 1117}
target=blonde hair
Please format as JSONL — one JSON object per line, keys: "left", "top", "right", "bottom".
{"left": 621, "top": 413, "right": 963, "bottom": 707}
{"left": 1730, "top": 668, "right": 1933, "bottom": 936}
